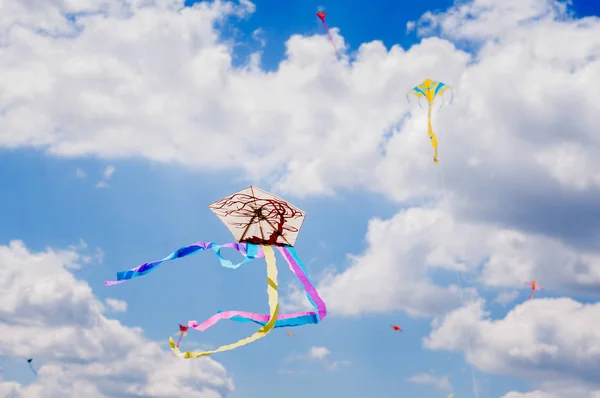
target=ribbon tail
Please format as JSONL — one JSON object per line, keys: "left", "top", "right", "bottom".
{"left": 171, "top": 244, "right": 279, "bottom": 358}
{"left": 105, "top": 242, "right": 262, "bottom": 286}
{"left": 226, "top": 246, "right": 327, "bottom": 328}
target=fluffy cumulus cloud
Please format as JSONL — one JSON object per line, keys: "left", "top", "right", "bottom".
{"left": 2, "top": 0, "right": 600, "bottom": 395}
{"left": 305, "top": 346, "right": 351, "bottom": 372}
{"left": 494, "top": 290, "right": 519, "bottom": 306}
{"left": 285, "top": 346, "right": 351, "bottom": 372}
{"left": 0, "top": 240, "right": 233, "bottom": 397}
{"left": 105, "top": 298, "right": 127, "bottom": 312}
{"left": 407, "top": 372, "right": 452, "bottom": 391}
{"left": 308, "top": 346, "right": 329, "bottom": 361}
{"left": 425, "top": 298, "right": 600, "bottom": 397}
{"left": 286, "top": 206, "right": 483, "bottom": 317}
{"left": 1, "top": 0, "right": 599, "bottom": 205}
{"left": 0, "top": 0, "right": 468, "bottom": 197}
{"left": 286, "top": 205, "right": 600, "bottom": 317}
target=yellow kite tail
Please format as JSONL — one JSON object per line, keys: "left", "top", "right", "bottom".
{"left": 427, "top": 104, "right": 439, "bottom": 163}
{"left": 170, "top": 244, "right": 279, "bottom": 358}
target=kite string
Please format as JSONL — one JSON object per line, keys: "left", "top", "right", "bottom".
{"left": 321, "top": 21, "right": 340, "bottom": 57}
{"left": 436, "top": 163, "right": 481, "bottom": 398}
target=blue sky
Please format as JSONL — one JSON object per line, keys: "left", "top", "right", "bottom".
{"left": 1, "top": 0, "right": 600, "bottom": 397}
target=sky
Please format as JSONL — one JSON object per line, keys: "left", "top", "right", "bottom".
{"left": 0, "top": 0, "right": 599, "bottom": 397}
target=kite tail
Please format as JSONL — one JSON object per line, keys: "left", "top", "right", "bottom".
{"left": 322, "top": 21, "right": 340, "bottom": 57}
{"left": 279, "top": 246, "right": 327, "bottom": 321}
{"left": 221, "top": 246, "right": 327, "bottom": 327}
{"left": 104, "top": 242, "right": 263, "bottom": 286}
{"left": 427, "top": 104, "right": 439, "bottom": 163}
{"left": 171, "top": 245, "right": 279, "bottom": 358}
{"left": 176, "top": 333, "right": 184, "bottom": 348}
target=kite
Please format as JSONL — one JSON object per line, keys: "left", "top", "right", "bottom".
{"left": 391, "top": 325, "right": 402, "bottom": 332}
{"left": 526, "top": 281, "right": 542, "bottom": 299}
{"left": 174, "top": 324, "right": 188, "bottom": 348}
{"left": 408, "top": 79, "right": 453, "bottom": 163}
{"left": 316, "top": 8, "right": 339, "bottom": 57}
{"left": 449, "top": 394, "right": 454, "bottom": 398}
{"left": 26, "top": 358, "right": 37, "bottom": 375}
{"left": 286, "top": 332, "right": 296, "bottom": 337}
{"left": 105, "top": 186, "right": 327, "bottom": 359}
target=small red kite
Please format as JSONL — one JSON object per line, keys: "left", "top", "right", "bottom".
{"left": 316, "top": 9, "right": 339, "bottom": 57}
{"left": 391, "top": 325, "right": 402, "bottom": 332}
{"left": 174, "top": 324, "right": 188, "bottom": 348}
{"left": 526, "top": 281, "right": 542, "bottom": 300}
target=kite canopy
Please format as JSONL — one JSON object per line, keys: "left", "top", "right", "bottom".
{"left": 408, "top": 79, "right": 453, "bottom": 106}
{"left": 106, "top": 185, "right": 326, "bottom": 359}
{"left": 208, "top": 186, "right": 306, "bottom": 247}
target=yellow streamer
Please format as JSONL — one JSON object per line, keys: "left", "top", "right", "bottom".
{"left": 408, "top": 79, "right": 452, "bottom": 163}
{"left": 427, "top": 104, "right": 439, "bottom": 163}
{"left": 170, "top": 244, "right": 279, "bottom": 358}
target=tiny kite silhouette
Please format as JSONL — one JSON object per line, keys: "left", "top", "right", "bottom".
{"left": 391, "top": 325, "right": 402, "bottom": 332}
{"left": 26, "top": 358, "right": 37, "bottom": 375}
{"left": 174, "top": 324, "right": 189, "bottom": 348}
{"left": 526, "top": 281, "right": 542, "bottom": 299}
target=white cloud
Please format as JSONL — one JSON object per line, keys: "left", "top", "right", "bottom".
{"left": 408, "top": 372, "right": 452, "bottom": 391}
{"left": 494, "top": 290, "right": 519, "bottom": 306}
{"left": 286, "top": 206, "right": 483, "bottom": 317}
{"left": 0, "top": 0, "right": 598, "bottom": 208}
{"left": 326, "top": 359, "right": 351, "bottom": 372}
{"left": 252, "top": 28, "right": 266, "bottom": 48}
{"left": 424, "top": 298, "right": 600, "bottom": 396}
{"left": 105, "top": 298, "right": 127, "bottom": 313}
{"left": 3, "top": 0, "right": 600, "bottom": 393}
{"left": 95, "top": 165, "right": 116, "bottom": 188}
{"left": 0, "top": 0, "right": 468, "bottom": 198}
{"left": 285, "top": 199, "right": 600, "bottom": 319}
{"left": 75, "top": 168, "right": 87, "bottom": 179}
{"left": 0, "top": 240, "right": 233, "bottom": 397}
{"left": 308, "top": 346, "right": 329, "bottom": 361}
{"left": 287, "top": 346, "right": 350, "bottom": 372}
{"left": 480, "top": 229, "right": 600, "bottom": 295}
{"left": 103, "top": 165, "right": 116, "bottom": 180}
{"left": 409, "top": 0, "right": 570, "bottom": 41}
{"left": 502, "top": 391, "right": 557, "bottom": 398}
{"left": 502, "top": 390, "right": 600, "bottom": 398}
{"left": 535, "top": 143, "right": 600, "bottom": 190}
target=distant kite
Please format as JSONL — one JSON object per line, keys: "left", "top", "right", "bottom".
{"left": 174, "top": 324, "right": 188, "bottom": 348}
{"left": 316, "top": 7, "right": 339, "bottom": 57}
{"left": 26, "top": 358, "right": 37, "bottom": 375}
{"left": 408, "top": 79, "right": 453, "bottom": 163}
{"left": 526, "top": 281, "right": 542, "bottom": 299}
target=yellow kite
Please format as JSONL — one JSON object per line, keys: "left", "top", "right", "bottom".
{"left": 408, "top": 79, "right": 453, "bottom": 163}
